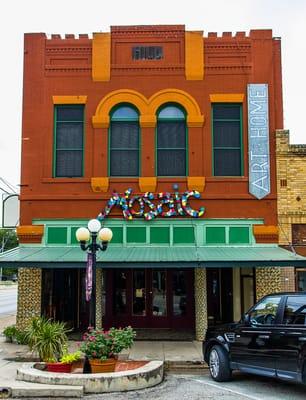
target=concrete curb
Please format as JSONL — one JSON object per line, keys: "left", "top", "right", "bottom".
{"left": 17, "top": 361, "right": 164, "bottom": 393}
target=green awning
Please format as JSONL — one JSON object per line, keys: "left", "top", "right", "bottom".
{"left": 0, "top": 245, "right": 305, "bottom": 268}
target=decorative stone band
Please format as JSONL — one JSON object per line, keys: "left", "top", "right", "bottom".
{"left": 17, "top": 225, "right": 44, "bottom": 244}
{"left": 253, "top": 225, "right": 279, "bottom": 244}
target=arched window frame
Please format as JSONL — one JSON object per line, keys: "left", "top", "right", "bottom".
{"left": 156, "top": 103, "right": 188, "bottom": 177}
{"left": 109, "top": 104, "right": 140, "bottom": 177}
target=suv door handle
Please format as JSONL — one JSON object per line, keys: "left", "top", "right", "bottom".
{"left": 258, "top": 335, "right": 270, "bottom": 339}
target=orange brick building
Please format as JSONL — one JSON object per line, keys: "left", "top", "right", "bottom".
{"left": 1, "top": 25, "right": 304, "bottom": 340}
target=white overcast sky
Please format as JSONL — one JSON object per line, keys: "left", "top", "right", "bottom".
{"left": 0, "top": 0, "right": 306, "bottom": 187}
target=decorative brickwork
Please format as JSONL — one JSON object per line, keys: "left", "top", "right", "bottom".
{"left": 280, "top": 267, "right": 296, "bottom": 292}
{"left": 194, "top": 267, "right": 207, "bottom": 341}
{"left": 255, "top": 267, "right": 281, "bottom": 301}
{"left": 16, "top": 268, "right": 42, "bottom": 330}
{"left": 95, "top": 268, "right": 103, "bottom": 329}
{"left": 276, "top": 130, "right": 306, "bottom": 291}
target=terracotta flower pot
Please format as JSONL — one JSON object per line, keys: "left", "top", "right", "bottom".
{"left": 46, "top": 362, "right": 72, "bottom": 373}
{"left": 89, "top": 358, "right": 116, "bottom": 373}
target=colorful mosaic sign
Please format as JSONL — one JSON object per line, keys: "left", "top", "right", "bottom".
{"left": 247, "top": 83, "right": 271, "bottom": 199}
{"left": 97, "top": 189, "right": 205, "bottom": 221}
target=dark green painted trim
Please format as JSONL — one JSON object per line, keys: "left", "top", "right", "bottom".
{"left": 173, "top": 227, "right": 194, "bottom": 244}
{"left": 126, "top": 226, "right": 146, "bottom": 243}
{"left": 150, "top": 227, "right": 170, "bottom": 244}
{"left": 47, "top": 227, "right": 68, "bottom": 244}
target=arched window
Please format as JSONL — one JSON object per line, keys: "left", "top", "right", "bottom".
{"left": 109, "top": 105, "right": 139, "bottom": 176}
{"left": 156, "top": 105, "right": 187, "bottom": 176}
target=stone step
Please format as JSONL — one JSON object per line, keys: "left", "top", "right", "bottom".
{"left": 0, "top": 383, "right": 83, "bottom": 398}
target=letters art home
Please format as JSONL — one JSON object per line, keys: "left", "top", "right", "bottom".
{"left": 1, "top": 25, "right": 305, "bottom": 340}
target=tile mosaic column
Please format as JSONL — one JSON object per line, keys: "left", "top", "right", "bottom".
{"left": 95, "top": 268, "right": 103, "bottom": 329}
{"left": 16, "top": 268, "right": 42, "bottom": 330}
{"left": 255, "top": 267, "right": 281, "bottom": 301}
{"left": 194, "top": 267, "right": 207, "bottom": 341}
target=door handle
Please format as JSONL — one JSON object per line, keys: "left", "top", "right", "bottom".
{"left": 258, "top": 335, "right": 270, "bottom": 339}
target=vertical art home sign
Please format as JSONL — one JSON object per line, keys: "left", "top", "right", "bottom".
{"left": 247, "top": 84, "right": 271, "bottom": 199}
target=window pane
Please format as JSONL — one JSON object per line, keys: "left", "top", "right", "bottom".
{"left": 284, "top": 296, "right": 306, "bottom": 325}
{"left": 152, "top": 270, "right": 167, "bottom": 316}
{"left": 249, "top": 296, "right": 281, "bottom": 325}
{"left": 57, "top": 123, "right": 83, "bottom": 149}
{"left": 297, "top": 271, "right": 306, "bottom": 291}
{"left": 213, "top": 121, "right": 241, "bottom": 147}
{"left": 172, "top": 270, "right": 187, "bottom": 316}
{"left": 157, "top": 121, "right": 186, "bottom": 148}
{"left": 110, "top": 122, "right": 139, "bottom": 148}
{"left": 133, "top": 270, "right": 146, "bottom": 316}
{"left": 110, "top": 150, "right": 139, "bottom": 176}
{"left": 214, "top": 149, "right": 241, "bottom": 176}
{"left": 56, "top": 150, "right": 83, "bottom": 177}
{"left": 112, "top": 107, "right": 138, "bottom": 120}
{"left": 55, "top": 105, "right": 84, "bottom": 178}
{"left": 157, "top": 149, "right": 186, "bottom": 176}
{"left": 158, "top": 106, "right": 185, "bottom": 119}
{"left": 57, "top": 106, "right": 84, "bottom": 121}
{"left": 114, "top": 270, "right": 127, "bottom": 315}
{"left": 213, "top": 105, "right": 240, "bottom": 120}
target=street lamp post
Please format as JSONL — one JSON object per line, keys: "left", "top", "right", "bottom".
{"left": 75, "top": 219, "right": 112, "bottom": 328}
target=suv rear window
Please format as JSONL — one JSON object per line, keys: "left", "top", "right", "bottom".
{"left": 283, "top": 296, "right": 306, "bottom": 325}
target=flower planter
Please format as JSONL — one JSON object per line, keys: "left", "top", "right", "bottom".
{"left": 46, "top": 362, "right": 72, "bottom": 373}
{"left": 89, "top": 358, "right": 116, "bottom": 373}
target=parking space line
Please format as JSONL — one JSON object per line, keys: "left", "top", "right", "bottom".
{"left": 189, "top": 378, "right": 263, "bottom": 400}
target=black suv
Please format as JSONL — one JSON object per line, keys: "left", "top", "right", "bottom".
{"left": 203, "top": 292, "right": 306, "bottom": 384}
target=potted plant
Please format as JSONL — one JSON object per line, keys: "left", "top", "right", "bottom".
{"left": 3, "top": 325, "right": 17, "bottom": 343}
{"left": 26, "top": 317, "right": 71, "bottom": 372}
{"left": 80, "top": 326, "right": 136, "bottom": 373}
{"left": 60, "top": 349, "right": 83, "bottom": 372}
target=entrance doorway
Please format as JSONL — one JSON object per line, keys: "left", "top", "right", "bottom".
{"left": 41, "top": 269, "right": 89, "bottom": 330}
{"left": 207, "top": 268, "right": 233, "bottom": 326}
{"left": 103, "top": 268, "right": 195, "bottom": 331}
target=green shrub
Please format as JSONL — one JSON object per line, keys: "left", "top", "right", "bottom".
{"left": 15, "top": 329, "right": 29, "bottom": 345}
{"left": 3, "top": 325, "right": 17, "bottom": 342}
{"left": 27, "top": 317, "right": 70, "bottom": 362}
{"left": 60, "top": 350, "right": 82, "bottom": 364}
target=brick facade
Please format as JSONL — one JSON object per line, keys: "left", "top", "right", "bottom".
{"left": 276, "top": 130, "right": 306, "bottom": 291}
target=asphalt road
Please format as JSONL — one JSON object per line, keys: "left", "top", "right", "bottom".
{"left": 83, "top": 372, "right": 306, "bottom": 400}
{"left": 0, "top": 285, "right": 17, "bottom": 317}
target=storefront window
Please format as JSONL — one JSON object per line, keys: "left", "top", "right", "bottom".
{"left": 297, "top": 269, "right": 306, "bottom": 291}
{"left": 114, "top": 270, "right": 127, "bottom": 315}
{"left": 133, "top": 270, "right": 146, "bottom": 316}
{"left": 172, "top": 270, "right": 187, "bottom": 316}
{"left": 152, "top": 270, "right": 167, "bottom": 316}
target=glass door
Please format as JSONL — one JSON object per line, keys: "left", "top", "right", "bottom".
{"left": 106, "top": 268, "right": 194, "bottom": 330}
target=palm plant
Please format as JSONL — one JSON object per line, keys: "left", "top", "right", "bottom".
{"left": 27, "top": 317, "right": 70, "bottom": 362}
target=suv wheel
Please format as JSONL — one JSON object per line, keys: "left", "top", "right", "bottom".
{"left": 208, "top": 345, "right": 232, "bottom": 382}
